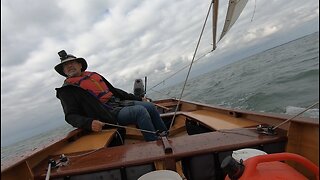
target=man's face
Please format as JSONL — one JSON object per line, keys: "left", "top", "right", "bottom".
{"left": 63, "top": 60, "right": 82, "bottom": 77}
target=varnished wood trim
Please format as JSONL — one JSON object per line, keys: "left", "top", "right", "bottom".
{"left": 1, "top": 161, "right": 34, "bottom": 180}
{"left": 286, "top": 121, "right": 319, "bottom": 179}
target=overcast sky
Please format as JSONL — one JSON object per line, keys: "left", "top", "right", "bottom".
{"left": 1, "top": 0, "right": 319, "bottom": 147}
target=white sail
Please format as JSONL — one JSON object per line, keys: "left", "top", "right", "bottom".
{"left": 218, "top": 0, "right": 248, "bottom": 42}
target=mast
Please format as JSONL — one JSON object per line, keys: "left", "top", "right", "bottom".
{"left": 212, "top": 0, "right": 219, "bottom": 50}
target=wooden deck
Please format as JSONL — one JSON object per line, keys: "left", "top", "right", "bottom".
{"left": 183, "top": 110, "right": 261, "bottom": 130}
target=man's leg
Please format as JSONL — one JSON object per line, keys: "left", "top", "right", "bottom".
{"left": 117, "top": 105, "right": 158, "bottom": 141}
{"left": 134, "top": 101, "right": 168, "bottom": 132}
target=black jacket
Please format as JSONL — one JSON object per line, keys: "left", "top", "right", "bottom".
{"left": 55, "top": 74, "right": 141, "bottom": 131}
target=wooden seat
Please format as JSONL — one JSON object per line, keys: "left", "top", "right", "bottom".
{"left": 168, "top": 115, "right": 186, "bottom": 136}
{"left": 53, "top": 129, "right": 117, "bottom": 155}
{"left": 155, "top": 101, "right": 179, "bottom": 113}
{"left": 183, "top": 110, "right": 260, "bottom": 130}
{"left": 154, "top": 103, "right": 172, "bottom": 111}
{"left": 125, "top": 124, "right": 144, "bottom": 140}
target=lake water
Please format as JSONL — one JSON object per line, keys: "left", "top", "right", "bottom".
{"left": 151, "top": 32, "right": 319, "bottom": 117}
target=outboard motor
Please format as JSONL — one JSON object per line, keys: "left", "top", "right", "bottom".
{"left": 133, "top": 79, "right": 145, "bottom": 98}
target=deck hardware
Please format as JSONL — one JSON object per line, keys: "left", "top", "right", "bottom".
{"left": 48, "top": 159, "right": 57, "bottom": 168}
{"left": 157, "top": 130, "right": 169, "bottom": 137}
{"left": 59, "top": 154, "right": 69, "bottom": 166}
{"left": 221, "top": 156, "right": 245, "bottom": 180}
{"left": 161, "top": 137, "right": 173, "bottom": 154}
{"left": 229, "top": 111, "right": 241, "bottom": 118}
{"left": 158, "top": 131, "right": 172, "bottom": 154}
{"left": 256, "top": 125, "right": 277, "bottom": 135}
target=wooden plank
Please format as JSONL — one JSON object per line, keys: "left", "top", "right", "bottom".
{"left": 183, "top": 110, "right": 260, "bottom": 130}
{"left": 156, "top": 101, "right": 178, "bottom": 108}
{"left": 1, "top": 161, "right": 34, "bottom": 180}
{"left": 154, "top": 103, "right": 172, "bottom": 111}
{"left": 33, "top": 128, "right": 287, "bottom": 179}
{"left": 176, "top": 161, "right": 187, "bottom": 180}
{"left": 52, "top": 129, "right": 117, "bottom": 155}
{"left": 286, "top": 121, "right": 319, "bottom": 179}
{"left": 154, "top": 160, "right": 165, "bottom": 170}
{"left": 168, "top": 115, "right": 186, "bottom": 136}
{"left": 125, "top": 125, "right": 144, "bottom": 140}
{"left": 154, "top": 161, "right": 187, "bottom": 179}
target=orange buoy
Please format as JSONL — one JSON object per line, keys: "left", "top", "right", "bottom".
{"left": 222, "top": 152, "right": 319, "bottom": 180}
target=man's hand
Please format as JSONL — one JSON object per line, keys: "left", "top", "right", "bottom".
{"left": 91, "top": 120, "right": 104, "bottom": 132}
{"left": 142, "top": 97, "right": 151, "bottom": 102}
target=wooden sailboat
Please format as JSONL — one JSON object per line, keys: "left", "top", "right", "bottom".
{"left": 1, "top": 0, "right": 319, "bottom": 179}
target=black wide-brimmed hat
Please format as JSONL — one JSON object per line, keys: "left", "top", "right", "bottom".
{"left": 54, "top": 50, "right": 87, "bottom": 77}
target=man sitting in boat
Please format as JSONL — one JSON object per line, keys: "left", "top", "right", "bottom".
{"left": 54, "top": 50, "right": 167, "bottom": 141}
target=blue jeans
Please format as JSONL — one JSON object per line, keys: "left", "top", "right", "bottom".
{"left": 117, "top": 101, "right": 167, "bottom": 141}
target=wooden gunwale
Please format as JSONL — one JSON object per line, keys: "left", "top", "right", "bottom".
{"left": 157, "top": 99, "right": 318, "bottom": 130}
{"left": 1, "top": 128, "right": 117, "bottom": 179}
{"left": 179, "top": 99, "right": 318, "bottom": 125}
{"left": 1, "top": 129, "right": 83, "bottom": 172}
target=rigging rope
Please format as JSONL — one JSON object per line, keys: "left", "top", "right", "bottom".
{"left": 251, "top": 0, "right": 257, "bottom": 22}
{"left": 101, "top": 122, "right": 157, "bottom": 134}
{"left": 169, "top": 0, "right": 214, "bottom": 130}
{"left": 272, "top": 101, "right": 319, "bottom": 130}
{"left": 147, "top": 49, "right": 213, "bottom": 94}
{"left": 149, "top": 88, "right": 178, "bottom": 99}
{"left": 45, "top": 163, "right": 51, "bottom": 180}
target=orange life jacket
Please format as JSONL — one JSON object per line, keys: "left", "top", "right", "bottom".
{"left": 65, "top": 71, "right": 113, "bottom": 103}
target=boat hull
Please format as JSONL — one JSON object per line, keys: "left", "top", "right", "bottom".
{"left": 1, "top": 99, "right": 318, "bottom": 180}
